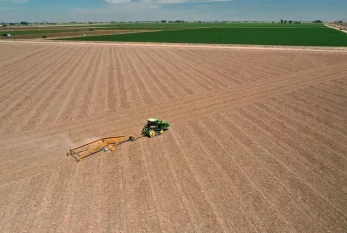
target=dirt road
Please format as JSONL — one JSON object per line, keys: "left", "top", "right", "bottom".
{"left": 325, "top": 24, "right": 347, "bottom": 34}
{"left": 0, "top": 42, "right": 346, "bottom": 232}
{"left": 2, "top": 39, "right": 347, "bottom": 52}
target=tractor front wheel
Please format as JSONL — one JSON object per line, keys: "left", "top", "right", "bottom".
{"left": 159, "top": 129, "right": 164, "bottom": 135}
{"left": 149, "top": 130, "right": 155, "bottom": 137}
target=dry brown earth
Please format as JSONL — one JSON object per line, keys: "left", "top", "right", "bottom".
{"left": 0, "top": 42, "right": 347, "bottom": 232}
{"left": 0, "top": 30, "right": 153, "bottom": 40}
{"left": 325, "top": 24, "right": 347, "bottom": 33}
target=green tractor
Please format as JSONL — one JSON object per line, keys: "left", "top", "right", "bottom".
{"left": 142, "top": 118, "right": 170, "bottom": 137}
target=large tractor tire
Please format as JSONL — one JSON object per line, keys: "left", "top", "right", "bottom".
{"left": 149, "top": 130, "right": 156, "bottom": 137}
{"left": 142, "top": 127, "right": 147, "bottom": 135}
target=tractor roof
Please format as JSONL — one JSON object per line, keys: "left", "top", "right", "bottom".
{"left": 147, "top": 118, "right": 158, "bottom": 122}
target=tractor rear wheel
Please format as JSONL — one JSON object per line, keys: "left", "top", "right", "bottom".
{"left": 149, "top": 130, "right": 155, "bottom": 137}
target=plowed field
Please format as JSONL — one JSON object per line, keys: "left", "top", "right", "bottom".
{"left": 0, "top": 42, "right": 347, "bottom": 233}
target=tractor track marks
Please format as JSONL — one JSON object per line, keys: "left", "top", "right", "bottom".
{"left": 114, "top": 47, "right": 131, "bottom": 110}
{"left": 0, "top": 42, "right": 347, "bottom": 233}
{"left": 0, "top": 46, "right": 64, "bottom": 103}
{"left": 48, "top": 47, "right": 98, "bottom": 124}
{"left": 85, "top": 47, "right": 104, "bottom": 118}
{"left": 195, "top": 117, "right": 296, "bottom": 232}
{"left": 16, "top": 47, "right": 90, "bottom": 131}
{"left": 280, "top": 90, "right": 347, "bottom": 134}
{"left": 37, "top": 47, "right": 95, "bottom": 127}
{"left": 0, "top": 47, "right": 78, "bottom": 131}
{"left": 68, "top": 47, "right": 102, "bottom": 121}
{"left": 206, "top": 113, "right": 324, "bottom": 233}
{"left": 163, "top": 49, "right": 225, "bottom": 90}
{"left": 0, "top": 62, "right": 345, "bottom": 167}
{"left": 0, "top": 46, "right": 48, "bottom": 77}
{"left": 142, "top": 48, "right": 195, "bottom": 96}
{"left": 235, "top": 105, "right": 347, "bottom": 210}
{"left": 131, "top": 48, "right": 174, "bottom": 101}
{"left": 89, "top": 47, "right": 108, "bottom": 117}
{"left": 106, "top": 47, "right": 117, "bottom": 112}
{"left": 151, "top": 48, "right": 208, "bottom": 93}
{"left": 124, "top": 48, "right": 156, "bottom": 105}
{"left": 177, "top": 49, "right": 264, "bottom": 83}
{"left": 213, "top": 112, "right": 346, "bottom": 232}
{"left": 168, "top": 48, "right": 234, "bottom": 87}
{"left": 2, "top": 60, "right": 345, "bottom": 140}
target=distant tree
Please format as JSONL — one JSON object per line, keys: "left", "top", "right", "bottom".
{"left": 2, "top": 24, "right": 6, "bottom": 27}
{"left": 280, "top": 19, "right": 283, "bottom": 24}
{"left": 289, "top": 20, "right": 292, "bottom": 24}
{"left": 20, "top": 21, "right": 29, "bottom": 25}
{"left": 198, "top": 21, "right": 202, "bottom": 23}
{"left": 161, "top": 20, "right": 166, "bottom": 23}
{"left": 272, "top": 21, "right": 274, "bottom": 23}
{"left": 313, "top": 20, "right": 322, "bottom": 23}
{"left": 284, "top": 20, "right": 287, "bottom": 24}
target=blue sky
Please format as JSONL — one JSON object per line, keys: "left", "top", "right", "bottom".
{"left": 0, "top": 0, "right": 346, "bottom": 22}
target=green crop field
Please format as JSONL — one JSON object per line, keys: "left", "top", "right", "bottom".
{"left": 59, "top": 27, "right": 347, "bottom": 47}
{"left": 0, "top": 22, "right": 325, "bottom": 35}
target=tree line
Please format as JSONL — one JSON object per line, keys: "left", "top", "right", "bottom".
{"left": 280, "top": 19, "right": 301, "bottom": 24}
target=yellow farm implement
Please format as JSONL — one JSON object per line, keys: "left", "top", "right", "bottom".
{"left": 67, "top": 135, "right": 136, "bottom": 162}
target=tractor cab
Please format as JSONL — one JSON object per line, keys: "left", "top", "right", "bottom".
{"left": 146, "top": 118, "right": 160, "bottom": 127}
{"left": 142, "top": 117, "right": 170, "bottom": 137}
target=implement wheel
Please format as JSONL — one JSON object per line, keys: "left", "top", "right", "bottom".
{"left": 149, "top": 130, "right": 155, "bottom": 137}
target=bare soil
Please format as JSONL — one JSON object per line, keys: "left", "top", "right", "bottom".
{"left": 325, "top": 24, "right": 347, "bottom": 33}
{"left": 0, "top": 42, "right": 346, "bottom": 233}
{"left": 0, "top": 30, "right": 154, "bottom": 40}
